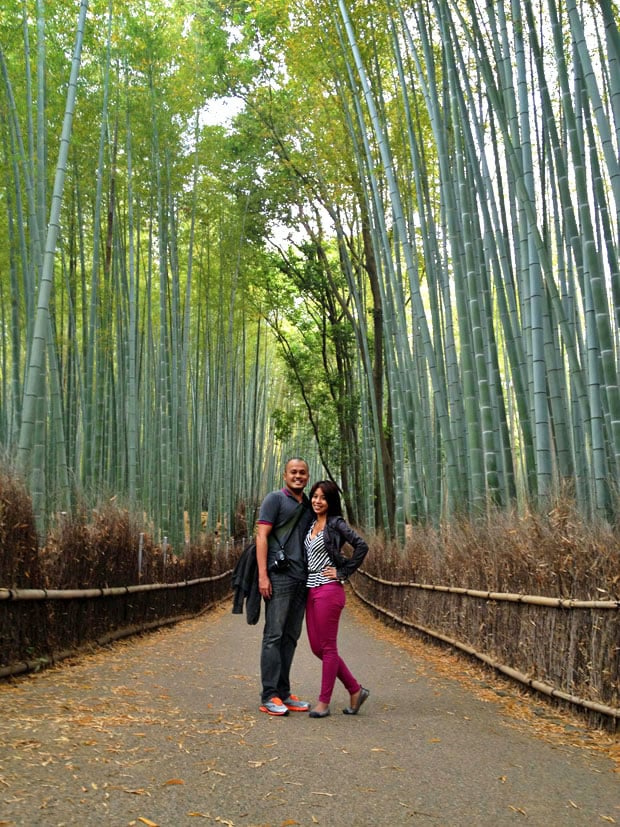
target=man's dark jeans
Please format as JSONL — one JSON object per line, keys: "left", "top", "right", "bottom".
{"left": 260, "top": 574, "right": 307, "bottom": 704}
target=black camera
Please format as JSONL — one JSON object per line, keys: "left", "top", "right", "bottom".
{"left": 270, "top": 549, "right": 290, "bottom": 572}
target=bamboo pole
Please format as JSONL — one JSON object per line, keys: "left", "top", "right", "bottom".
{"left": 17, "top": 0, "right": 89, "bottom": 501}
{"left": 0, "top": 570, "right": 232, "bottom": 602}
{"left": 357, "top": 569, "right": 620, "bottom": 609}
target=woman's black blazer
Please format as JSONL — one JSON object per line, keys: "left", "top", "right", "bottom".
{"left": 322, "top": 515, "right": 368, "bottom": 580}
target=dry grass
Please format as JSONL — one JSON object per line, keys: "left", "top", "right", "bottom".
{"left": 1, "top": 467, "right": 618, "bottom": 599}
{"left": 0, "top": 497, "right": 234, "bottom": 591}
{"left": 0, "top": 474, "right": 237, "bottom": 670}
{"left": 0, "top": 467, "right": 40, "bottom": 588}
{"left": 366, "top": 502, "right": 620, "bottom": 601}
{"left": 355, "top": 502, "right": 619, "bottom": 731}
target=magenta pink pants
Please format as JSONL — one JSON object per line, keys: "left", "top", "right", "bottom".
{"left": 305, "top": 582, "right": 361, "bottom": 704}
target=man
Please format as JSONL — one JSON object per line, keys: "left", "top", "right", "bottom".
{"left": 256, "top": 457, "right": 313, "bottom": 715}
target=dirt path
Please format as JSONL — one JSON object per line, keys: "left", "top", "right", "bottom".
{"left": 0, "top": 594, "right": 618, "bottom": 826}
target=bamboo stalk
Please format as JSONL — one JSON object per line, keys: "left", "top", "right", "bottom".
{"left": 356, "top": 569, "right": 620, "bottom": 609}
{"left": 17, "top": 0, "right": 89, "bottom": 506}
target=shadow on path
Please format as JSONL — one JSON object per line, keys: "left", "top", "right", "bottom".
{"left": 0, "top": 593, "right": 618, "bottom": 826}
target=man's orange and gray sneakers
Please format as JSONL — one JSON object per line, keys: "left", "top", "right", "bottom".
{"left": 283, "top": 694, "right": 310, "bottom": 712}
{"left": 259, "top": 697, "right": 289, "bottom": 716}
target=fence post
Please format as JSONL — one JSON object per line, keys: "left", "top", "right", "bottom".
{"left": 138, "top": 532, "right": 144, "bottom": 580}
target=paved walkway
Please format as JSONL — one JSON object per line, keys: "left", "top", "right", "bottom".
{"left": 0, "top": 594, "right": 618, "bottom": 827}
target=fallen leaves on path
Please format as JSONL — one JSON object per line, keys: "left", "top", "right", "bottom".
{"left": 348, "top": 596, "right": 620, "bottom": 771}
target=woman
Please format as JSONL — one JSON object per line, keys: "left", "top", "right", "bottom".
{"left": 304, "top": 480, "right": 370, "bottom": 718}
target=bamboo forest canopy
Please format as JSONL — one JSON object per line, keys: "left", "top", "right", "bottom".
{"left": 0, "top": 0, "right": 619, "bottom": 544}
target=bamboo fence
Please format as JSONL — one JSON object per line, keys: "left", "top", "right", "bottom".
{"left": 3, "top": 559, "right": 618, "bottom": 731}
{"left": 0, "top": 571, "right": 233, "bottom": 679}
{"left": 351, "top": 569, "right": 619, "bottom": 730}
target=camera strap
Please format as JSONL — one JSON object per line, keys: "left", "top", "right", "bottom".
{"left": 272, "top": 500, "right": 305, "bottom": 551}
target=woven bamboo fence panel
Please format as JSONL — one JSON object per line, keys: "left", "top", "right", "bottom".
{"left": 0, "top": 571, "right": 233, "bottom": 678}
{"left": 352, "top": 569, "right": 619, "bottom": 727}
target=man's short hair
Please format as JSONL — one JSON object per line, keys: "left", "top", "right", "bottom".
{"left": 284, "top": 456, "right": 309, "bottom": 471}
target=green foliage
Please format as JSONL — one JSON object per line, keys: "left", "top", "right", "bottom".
{"left": 0, "top": 0, "right": 298, "bottom": 541}
{"left": 1, "top": 0, "right": 619, "bottom": 543}
{"left": 271, "top": 407, "right": 295, "bottom": 441}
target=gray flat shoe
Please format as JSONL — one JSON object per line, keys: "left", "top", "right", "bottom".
{"left": 309, "top": 707, "right": 330, "bottom": 718}
{"left": 343, "top": 686, "right": 369, "bottom": 715}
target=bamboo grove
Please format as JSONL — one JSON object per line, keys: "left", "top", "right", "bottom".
{"left": 0, "top": 0, "right": 619, "bottom": 543}
{"left": 0, "top": 0, "right": 322, "bottom": 545}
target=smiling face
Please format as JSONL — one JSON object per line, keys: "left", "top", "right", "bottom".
{"left": 308, "top": 480, "right": 342, "bottom": 517}
{"left": 311, "top": 486, "right": 328, "bottom": 517}
{"left": 283, "top": 459, "right": 309, "bottom": 496}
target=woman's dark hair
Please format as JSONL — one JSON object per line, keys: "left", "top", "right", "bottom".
{"left": 309, "top": 480, "right": 342, "bottom": 517}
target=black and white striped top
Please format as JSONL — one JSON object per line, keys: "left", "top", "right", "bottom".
{"left": 305, "top": 523, "right": 332, "bottom": 588}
